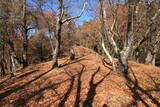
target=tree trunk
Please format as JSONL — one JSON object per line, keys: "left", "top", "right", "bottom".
{"left": 152, "top": 54, "right": 156, "bottom": 65}
{"left": 0, "top": 65, "right": 2, "bottom": 76}
{"left": 40, "top": 37, "right": 43, "bottom": 61}
{"left": 22, "top": 0, "right": 28, "bottom": 68}
{"left": 118, "top": 1, "right": 136, "bottom": 74}
{"left": 52, "top": 36, "right": 61, "bottom": 68}
{"left": 99, "top": 0, "right": 116, "bottom": 72}
{"left": 51, "top": 0, "right": 86, "bottom": 68}
{"left": 145, "top": 50, "right": 156, "bottom": 65}
{"left": 0, "top": 58, "right": 5, "bottom": 76}
{"left": 22, "top": 33, "right": 29, "bottom": 68}
{"left": 52, "top": 21, "right": 62, "bottom": 68}
{"left": 102, "top": 37, "right": 116, "bottom": 71}
{"left": 69, "top": 48, "right": 75, "bottom": 60}
{"left": 119, "top": 52, "right": 129, "bottom": 74}
{"left": 51, "top": 0, "right": 63, "bottom": 69}
{"left": 10, "top": 52, "right": 16, "bottom": 77}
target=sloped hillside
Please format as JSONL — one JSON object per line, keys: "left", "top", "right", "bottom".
{"left": 0, "top": 46, "right": 160, "bottom": 107}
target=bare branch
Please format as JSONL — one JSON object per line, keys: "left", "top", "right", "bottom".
{"left": 101, "top": 33, "right": 116, "bottom": 72}
{"left": 111, "top": 17, "right": 117, "bottom": 31}
{"left": 152, "top": 9, "right": 160, "bottom": 21}
{"left": 22, "top": 0, "right": 26, "bottom": 21}
{"left": 105, "top": 19, "right": 119, "bottom": 54}
{"left": 107, "top": 30, "right": 120, "bottom": 54}
{"left": 62, "top": 0, "right": 87, "bottom": 24}
{"left": 59, "top": 5, "right": 64, "bottom": 20}
{"left": 99, "top": 0, "right": 119, "bottom": 54}
{"left": 133, "top": 8, "right": 160, "bottom": 50}
{"left": 27, "top": 27, "right": 35, "bottom": 31}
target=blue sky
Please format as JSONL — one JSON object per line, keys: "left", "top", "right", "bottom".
{"left": 70, "top": 0, "right": 98, "bottom": 25}
{"left": 29, "top": 0, "right": 127, "bottom": 25}
{"left": 27, "top": 0, "right": 95, "bottom": 36}
{"left": 50, "top": 0, "right": 97, "bottom": 25}
{"left": 29, "top": 0, "right": 97, "bottom": 25}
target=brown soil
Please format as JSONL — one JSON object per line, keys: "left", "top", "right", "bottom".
{"left": 0, "top": 46, "right": 160, "bottom": 107}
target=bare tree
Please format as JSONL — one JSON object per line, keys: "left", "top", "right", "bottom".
{"left": 21, "top": 0, "right": 36, "bottom": 68}
{"left": 7, "top": 40, "right": 17, "bottom": 77}
{"left": 99, "top": 0, "right": 116, "bottom": 71}
{"left": 99, "top": 0, "right": 160, "bottom": 73}
{"left": 145, "top": 31, "right": 160, "bottom": 65}
{"left": 51, "top": 0, "right": 87, "bottom": 68}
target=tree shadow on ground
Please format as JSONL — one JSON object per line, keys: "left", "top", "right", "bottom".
{"left": 17, "top": 70, "right": 38, "bottom": 79}
{"left": 0, "top": 70, "right": 39, "bottom": 93}
{"left": 13, "top": 65, "right": 86, "bottom": 107}
{"left": 0, "top": 68, "right": 52, "bottom": 101}
{"left": 74, "top": 64, "right": 86, "bottom": 107}
{"left": 0, "top": 77, "right": 10, "bottom": 86}
{"left": 13, "top": 76, "right": 77, "bottom": 107}
{"left": 124, "top": 68, "right": 160, "bottom": 107}
{"left": 101, "top": 58, "right": 113, "bottom": 71}
{"left": 0, "top": 68, "right": 25, "bottom": 86}
{"left": 59, "top": 55, "right": 89, "bottom": 68}
{"left": 58, "top": 74, "right": 75, "bottom": 107}
{"left": 1, "top": 62, "right": 111, "bottom": 107}
{"left": 83, "top": 67, "right": 111, "bottom": 107}
{"left": 13, "top": 78, "right": 72, "bottom": 107}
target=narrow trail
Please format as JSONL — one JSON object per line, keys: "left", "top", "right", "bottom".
{"left": 0, "top": 46, "right": 160, "bottom": 107}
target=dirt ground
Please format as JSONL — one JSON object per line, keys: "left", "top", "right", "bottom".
{"left": 0, "top": 46, "right": 160, "bottom": 107}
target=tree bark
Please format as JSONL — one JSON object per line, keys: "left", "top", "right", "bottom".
{"left": 21, "top": 0, "right": 29, "bottom": 68}
{"left": 6, "top": 39, "right": 18, "bottom": 76}
{"left": 102, "top": 37, "right": 116, "bottom": 71}
{"left": 119, "top": 51, "right": 129, "bottom": 74}
{"left": 69, "top": 48, "right": 75, "bottom": 60}
{"left": 99, "top": 0, "right": 116, "bottom": 72}
{"left": 145, "top": 32, "right": 159, "bottom": 66}
{"left": 118, "top": 1, "right": 136, "bottom": 74}
{"left": 10, "top": 52, "right": 16, "bottom": 77}
{"left": 22, "top": 30, "right": 29, "bottom": 68}
{"left": 145, "top": 50, "right": 156, "bottom": 65}
{"left": 52, "top": 20, "right": 62, "bottom": 68}
{"left": 0, "top": 58, "right": 5, "bottom": 76}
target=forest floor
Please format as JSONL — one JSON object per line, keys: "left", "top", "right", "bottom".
{"left": 0, "top": 46, "right": 160, "bottom": 107}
